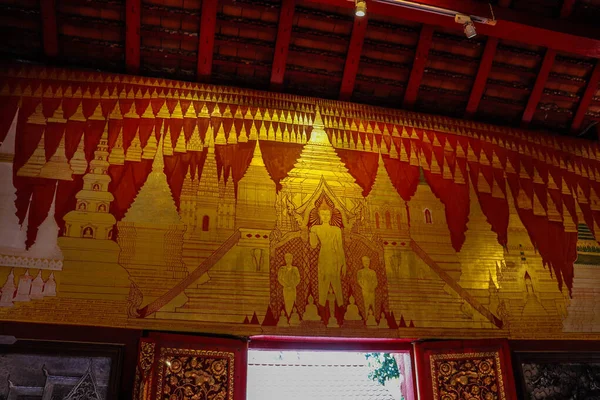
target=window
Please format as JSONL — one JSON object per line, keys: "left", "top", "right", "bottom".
{"left": 424, "top": 209, "right": 432, "bottom": 224}
{"left": 202, "top": 215, "right": 210, "bottom": 231}
{"left": 375, "top": 213, "right": 380, "bottom": 229}
{"left": 248, "top": 339, "right": 416, "bottom": 400}
{"left": 385, "top": 211, "right": 392, "bottom": 229}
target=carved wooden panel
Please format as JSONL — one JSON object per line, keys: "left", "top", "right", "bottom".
{"left": 133, "top": 333, "right": 247, "bottom": 400}
{"left": 415, "top": 340, "right": 517, "bottom": 400}
{"left": 513, "top": 351, "right": 600, "bottom": 399}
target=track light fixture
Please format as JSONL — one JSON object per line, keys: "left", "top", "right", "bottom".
{"left": 378, "top": 0, "right": 497, "bottom": 28}
{"left": 455, "top": 14, "right": 477, "bottom": 39}
{"left": 355, "top": 0, "right": 367, "bottom": 17}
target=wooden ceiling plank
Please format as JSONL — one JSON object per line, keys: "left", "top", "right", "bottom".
{"left": 560, "top": 0, "right": 576, "bottom": 18}
{"left": 307, "top": 0, "right": 600, "bottom": 59}
{"left": 571, "top": 60, "right": 600, "bottom": 133}
{"left": 465, "top": 37, "right": 498, "bottom": 118}
{"left": 403, "top": 25, "right": 434, "bottom": 109}
{"left": 40, "top": 0, "right": 59, "bottom": 59}
{"left": 522, "top": 48, "right": 557, "bottom": 125}
{"left": 197, "top": 0, "right": 219, "bottom": 82}
{"left": 125, "top": 0, "right": 141, "bottom": 74}
{"left": 270, "top": 0, "right": 296, "bottom": 91}
{"left": 339, "top": 15, "right": 368, "bottom": 101}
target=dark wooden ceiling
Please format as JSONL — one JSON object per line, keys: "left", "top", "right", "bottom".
{"left": 1, "top": 0, "right": 600, "bottom": 138}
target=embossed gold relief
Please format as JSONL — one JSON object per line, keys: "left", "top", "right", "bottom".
{"left": 1, "top": 65, "right": 600, "bottom": 339}
{"left": 156, "top": 348, "right": 234, "bottom": 400}
{"left": 134, "top": 340, "right": 157, "bottom": 400}
{"left": 430, "top": 352, "right": 506, "bottom": 400}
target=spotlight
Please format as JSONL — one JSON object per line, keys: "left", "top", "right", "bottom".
{"left": 355, "top": 0, "right": 367, "bottom": 17}
{"left": 455, "top": 14, "right": 477, "bottom": 39}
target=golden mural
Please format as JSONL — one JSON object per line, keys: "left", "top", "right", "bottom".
{"left": 1, "top": 64, "right": 600, "bottom": 339}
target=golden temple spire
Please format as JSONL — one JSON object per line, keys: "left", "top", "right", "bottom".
{"left": 39, "top": 134, "right": 74, "bottom": 180}
{"left": 18, "top": 131, "right": 46, "bottom": 177}
{"left": 250, "top": 139, "right": 265, "bottom": 167}
{"left": 122, "top": 130, "right": 181, "bottom": 225}
{"left": 163, "top": 126, "right": 174, "bottom": 156}
{"left": 109, "top": 127, "right": 125, "bottom": 165}
{"left": 187, "top": 124, "right": 203, "bottom": 152}
{"left": 142, "top": 127, "right": 158, "bottom": 159}
{"left": 126, "top": 129, "right": 143, "bottom": 161}
{"left": 307, "top": 106, "right": 330, "bottom": 146}
{"left": 69, "top": 133, "right": 88, "bottom": 174}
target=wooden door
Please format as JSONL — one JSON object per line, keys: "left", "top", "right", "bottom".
{"left": 133, "top": 332, "right": 247, "bottom": 400}
{"left": 414, "top": 339, "right": 517, "bottom": 400}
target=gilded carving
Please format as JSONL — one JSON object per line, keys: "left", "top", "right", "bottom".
{"left": 430, "top": 352, "right": 506, "bottom": 400}
{"left": 156, "top": 348, "right": 234, "bottom": 400}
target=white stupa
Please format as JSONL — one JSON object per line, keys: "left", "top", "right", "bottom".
{"left": 0, "top": 108, "right": 26, "bottom": 251}
{"left": 27, "top": 182, "right": 63, "bottom": 260}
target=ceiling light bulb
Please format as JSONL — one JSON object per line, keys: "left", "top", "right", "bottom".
{"left": 355, "top": 0, "right": 367, "bottom": 17}
{"left": 463, "top": 21, "right": 477, "bottom": 39}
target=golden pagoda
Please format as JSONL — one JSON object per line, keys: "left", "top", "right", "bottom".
{"left": 38, "top": 134, "right": 74, "bottom": 181}
{"left": 69, "top": 133, "right": 88, "bottom": 175}
{"left": 457, "top": 184, "right": 505, "bottom": 291}
{"left": 195, "top": 130, "right": 220, "bottom": 240}
{"left": 236, "top": 140, "right": 277, "bottom": 230}
{"left": 125, "top": 128, "right": 143, "bottom": 162}
{"left": 179, "top": 166, "right": 197, "bottom": 236}
{"left": 142, "top": 127, "right": 158, "bottom": 159}
{"left": 18, "top": 133, "right": 47, "bottom": 178}
{"left": 58, "top": 122, "right": 130, "bottom": 302}
{"left": 187, "top": 124, "right": 203, "bottom": 152}
{"left": 279, "top": 107, "right": 363, "bottom": 211}
{"left": 117, "top": 132, "right": 187, "bottom": 299}
{"left": 63, "top": 122, "right": 116, "bottom": 240}
{"left": 367, "top": 152, "right": 408, "bottom": 237}
{"left": 109, "top": 127, "right": 125, "bottom": 165}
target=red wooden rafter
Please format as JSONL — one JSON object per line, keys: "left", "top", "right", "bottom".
{"left": 270, "top": 0, "right": 296, "bottom": 90}
{"left": 197, "top": 0, "right": 218, "bottom": 82}
{"left": 40, "top": 0, "right": 59, "bottom": 59}
{"left": 571, "top": 60, "right": 600, "bottom": 133}
{"left": 465, "top": 37, "right": 498, "bottom": 118}
{"left": 308, "top": 0, "right": 600, "bottom": 59}
{"left": 560, "top": 0, "right": 576, "bottom": 18}
{"left": 403, "top": 25, "right": 434, "bottom": 109}
{"left": 125, "top": 0, "right": 141, "bottom": 74}
{"left": 522, "top": 49, "right": 556, "bottom": 125}
{"left": 339, "top": 15, "right": 368, "bottom": 101}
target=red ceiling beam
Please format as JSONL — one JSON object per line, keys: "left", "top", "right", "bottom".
{"left": 270, "top": 0, "right": 295, "bottom": 90}
{"left": 125, "top": 0, "right": 141, "bottom": 74}
{"left": 403, "top": 25, "right": 434, "bottom": 109}
{"left": 40, "top": 0, "right": 59, "bottom": 59}
{"left": 560, "top": 0, "right": 576, "bottom": 18}
{"left": 339, "top": 15, "right": 368, "bottom": 101}
{"left": 307, "top": 0, "right": 600, "bottom": 59}
{"left": 522, "top": 49, "right": 556, "bottom": 125}
{"left": 465, "top": 37, "right": 498, "bottom": 118}
{"left": 197, "top": 0, "right": 218, "bottom": 82}
{"left": 571, "top": 60, "right": 600, "bottom": 134}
